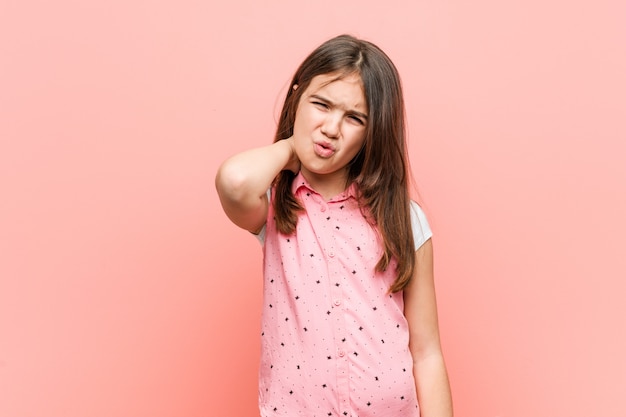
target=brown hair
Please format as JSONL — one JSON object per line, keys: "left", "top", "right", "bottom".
{"left": 273, "top": 34, "right": 414, "bottom": 293}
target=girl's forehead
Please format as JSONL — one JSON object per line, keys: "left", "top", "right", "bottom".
{"left": 301, "top": 73, "right": 368, "bottom": 113}
{"left": 304, "top": 73, "right": 367, "bottom": 109}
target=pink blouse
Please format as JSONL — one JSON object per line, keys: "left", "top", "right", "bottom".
{"left": 257, "top": 173, "right": 431, "bottom": 417}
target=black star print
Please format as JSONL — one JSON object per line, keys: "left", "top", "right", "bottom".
{"left": 289, "top": 390, "right": 293, "bottom": 395}
{"left": 357, "top": 246, "right": 361, "bottom": 250}
{"left": 270, "top": 279, "right": 274, "bottom": 283}
{"left": 303, "top": 327, "right": 308, "bottom": 332}
{"left": 367, "top": 401, "right": 371, "bottom": 406}
{"left": 335, "top": 282, "right": 340, "bottom": 287}
{"left": 359, "top": 326, "right": 363, "bottom": 331}
{"left": 353, "top": 351, "right": 358, "bottom": 356}
{"left": 295, "top": 295, "right": 299, "bottom": 300}
{"left": 352, "top": 270, "right": 356, "bottom": 274}
{"left": 327, "top": 356, "right": 331, "bottom": 360}
{"left": 373, "top": 306, "right": 377, "bottom": 311}
{"left": 310, "top": 253, "right": 314, "bottom": 257}
{"left": 381, "top": 339, "right": 385, "bottom": 343}
{"left": 285, "top": 317, "right": 289, "bottom": 321}
{"left": 316, "top": 280, "right": 321, "bottom": 284}
{"left": 335, "top": 226, "right": 340, "bottom": 229}
{"left": 297, "top": 365, "right": 300, "bottom": 369}
{"left": 286, "top": 238, "right": 290, "bottom": 242}
{"left": 375, "top": 376, "right": 379, "bottom": 381}
{"left": 326, "top": 216, "right": 331, "bottom": 220}
{"left": 340, "top": 205, "right": 344, "bottom": 209}
{"left": 280, "top": 342, "right": 284, "bottom": 346}
{"left": 322, "top": 384, "right": 327, "bottom": 388}
{"left": 269, "top": 304, "right": 273, "bottom": 308}
{"left": 342, "top": 338, "right": 346, "bottom": 342}
{"left": 343, "top": 412, "right": 348, "bottom": 416}
{"left": 401, "top": 396, "right": 405, "bottom": 400}
{"left": 327, "top": 311, "right": 331, "bottom": 315}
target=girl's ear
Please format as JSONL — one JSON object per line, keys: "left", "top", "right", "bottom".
{"left": 292, "top": 84, "right": 299, "bottom": 91}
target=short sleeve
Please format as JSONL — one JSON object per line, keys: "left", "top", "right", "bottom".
{"left": 256, "top": 224, "right": 266, "bottom": 245}
{"left": 255, "top": 188, "right": 272, "bottom": 245}
{"left": 410, "top": 201, "right": 432, "bottom": 250}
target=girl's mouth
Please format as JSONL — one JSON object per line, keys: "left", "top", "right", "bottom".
{"left": 314, "top": 142, "right": 335, "bottom": 158}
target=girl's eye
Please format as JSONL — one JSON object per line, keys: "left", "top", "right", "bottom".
{"left": 348, "top": 115, "right": 365, "bottom": 125}
{"left": 312, "top": 101, "right": 328, "bottom": 109}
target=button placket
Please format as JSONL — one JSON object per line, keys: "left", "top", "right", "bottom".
{"left": 326, "top": 204, "right": 350, "bottom": 412}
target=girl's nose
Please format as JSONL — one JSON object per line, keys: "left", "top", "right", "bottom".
{"left": 321, "top": 114, "right": 341, "bottom": 139}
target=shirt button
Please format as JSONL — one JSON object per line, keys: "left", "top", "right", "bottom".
{"left": 338, "top": 350, "right": 345, "bottom": 357}
{"left": 320, "top": 206, "right": 327, "bottom": 212}
{"left": 328, "top": 252, "right": 335, "bottom": 258}
{"left": 334, "top": 299, "right": 341, "bottom": 306}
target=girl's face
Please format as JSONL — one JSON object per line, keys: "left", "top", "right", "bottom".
{"left": 292, "top": 72, "right": 368, "bottom": 196}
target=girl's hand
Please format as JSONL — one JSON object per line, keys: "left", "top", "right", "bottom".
{"left": 283, "top": 137, "right": 301, "bottom": 174}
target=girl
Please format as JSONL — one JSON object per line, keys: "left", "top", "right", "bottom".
{"left": 216, "top": 34, "right": 453, "bottom": 417}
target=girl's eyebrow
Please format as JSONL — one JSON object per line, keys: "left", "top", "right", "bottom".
{"left": 310, "top": 94, "right": 368, "bottom": 120}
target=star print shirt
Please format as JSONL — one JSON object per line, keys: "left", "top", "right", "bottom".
{"left": 257, "top": 173, "right": 432, "bottom": 417}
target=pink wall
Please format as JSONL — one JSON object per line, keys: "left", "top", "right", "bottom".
{"left": 1, "top": 1, "right": 625, "bottom": 416}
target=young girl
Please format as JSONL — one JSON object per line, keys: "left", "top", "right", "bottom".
{"left": 216, "top": 34, "right": 453, "bottom": 417}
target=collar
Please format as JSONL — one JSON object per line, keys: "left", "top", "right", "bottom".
{"left": 291, "top": 171, "right": 358, "bottom": 203}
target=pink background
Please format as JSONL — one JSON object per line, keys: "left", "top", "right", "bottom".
{"left": 1, "top": 1, "right": 625, "bottom": 416}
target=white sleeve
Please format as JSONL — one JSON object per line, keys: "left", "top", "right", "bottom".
{"left": 255, "top": 224, "right": 266, "bottom": 245}
{"left": 410, "top": 201, "right": 433, "bottom": 250}
{"left": 254, "top": 189, "right": 271, "bottom": 245}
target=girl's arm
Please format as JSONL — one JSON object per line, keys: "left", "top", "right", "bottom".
{"left": 215, "top": 138, "right": 299, "bottom": 233}
{"left": 403, "top": 239, "right": 453, "bottom": 417}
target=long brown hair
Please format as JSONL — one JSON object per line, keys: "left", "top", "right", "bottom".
{"left": 273, "top": 34, "right": 414, "bottom": 293}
